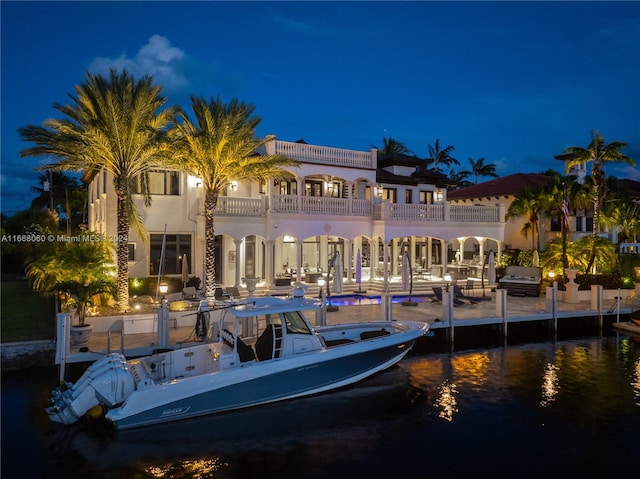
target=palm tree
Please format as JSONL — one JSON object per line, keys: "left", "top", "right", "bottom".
{"left": 506, "top": 188, "right": 543, "bottom": 250}
{"left": 602, "top": 201, "right": 640, "bottom": 251}
{"left": 563, "top": 131, "right": 634, "bottom": 272}
{"left": 25, "top": 235, "right": 116, "bottom": 325}
{"left": 170, "top": 96, "right": 298, "bottom": 301}
{"left": 30, "top": 171, "right": 87, "bottom": 234}
{"left": 375, "top": 137, "right": 413, "bottom": 157}
{"left": 19, "top": 69, "right": 177, "bottom": 310}
{"left": 449, "top": 169, "right": 472, "bottom": 190}
{"left": 468, "top": 157, "right": 498, "bottom": 184}
{"left": 426, "top": 138, "right": 459, "bottom": 172}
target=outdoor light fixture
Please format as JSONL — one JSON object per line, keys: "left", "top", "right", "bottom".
{"left": 444, "top": 273, "right": 452, "bottom": 292}
{"left": 159, "top": 282, "right": 169, "bottom": 295}
{"left": 435, "top": 189, "right": 444, "bottom": 202}
{"left": 230, "top": 180, "right": 238, "bottom": 191}
{"left": 375, "top": 185, "right": 383, "bottom": 197}
{"left": 548, "top": 271, "right": 556, "bottom": 281}
{"left": 317, "top": 278, "right": 326, "bottom": 299}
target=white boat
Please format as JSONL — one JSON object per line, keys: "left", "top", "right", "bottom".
{"left": 47, "top": 286, "right": 429, "bottom": 430}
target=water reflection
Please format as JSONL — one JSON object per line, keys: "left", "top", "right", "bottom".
{"left": 146, "top": 458, "right": 228, "bottom": 479}
{"left": 540, "top": 363, "right": 560, "bottom": 407}
{"left": 434, "top": 379, "right": 459, "bottom": 421}
{"left": 2, "top": 336, "right": 639, "bottom": 478}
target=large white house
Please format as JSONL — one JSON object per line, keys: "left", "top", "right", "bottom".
{"left": 85, "top": 138, "right": 506, "bottom": 292}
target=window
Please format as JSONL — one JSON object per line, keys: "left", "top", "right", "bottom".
{"left": 134, "top": 171, "right": 179, "bottom": 195}
{"left": 382, "top": 188, "right": 397, "bottom": 202}
{"left": 283, "top": 311, "right": 312, "bottom": 334}
{"left": 419, "top": 190, "right": 432, "bottom": 204}
{"left": 150, "top": 234, "right": 192, "bottom": 275}
{"left": 405, "top": 189, "right": 413, "bottom": 204}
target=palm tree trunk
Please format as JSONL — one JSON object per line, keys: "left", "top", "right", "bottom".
{"left": 115, "top": 179, "right": 130, "bottom": 311}
{"left": 586, "top": 165, "right": 603, "bottom": 273}
{"left": 204, "top": 189, "right": 218, "bottom": 303}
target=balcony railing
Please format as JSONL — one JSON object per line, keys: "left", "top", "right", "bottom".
{"left": 267, "top": 140, "right": 376, "bottom": 169}
{"left": 214, "top": 195, "right": 503, "bottom": 224}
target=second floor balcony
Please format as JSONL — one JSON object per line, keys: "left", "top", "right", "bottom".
{"left": 214, "top": 194, "right": 505, "bottom": 224}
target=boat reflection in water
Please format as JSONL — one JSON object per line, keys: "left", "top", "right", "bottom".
{"left": 4, "top": 334, "right": 639, "bottom": 478}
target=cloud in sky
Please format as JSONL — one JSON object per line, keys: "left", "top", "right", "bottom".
{"left": 88, "top": 35, "right": 188, "bottom": 90}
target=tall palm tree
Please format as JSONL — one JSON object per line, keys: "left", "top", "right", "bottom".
{"left": 30, "top": 171, "right": 87, "bottom": 233}
{"left": 375, "top": 137, "right": 413, "bottom": 157}
{"left": 468, "top": 157, "right": 499, "bottom": 184}
{"left": 170, "top": 96, "right": 298, "bottom": 301}
{"left": 563, "top": 131, "right": 634, "bottom": 272}
{"left": 426, "top": 138, "right": 459, "bottom": 172}
{"left": 19, "top": 69, "right": 177, "bottom": 310}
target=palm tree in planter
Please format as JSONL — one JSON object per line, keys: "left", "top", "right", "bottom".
{"left": 25, "top": 235, "right": 116, "bottom": 345}
{"left": 19, "top": 69, "right": 177, "bottom": 311}
{"left": 170, "top": 96, "right": 298, "bottom": 302}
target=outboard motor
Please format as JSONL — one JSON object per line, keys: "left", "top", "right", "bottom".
{"left": 47, "top": 353, "right": 135, "bottom": 425}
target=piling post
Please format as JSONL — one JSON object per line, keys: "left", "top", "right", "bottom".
{"left": 443, "top": 290, "right": 454, "bottom": 343}
{"left": 157, "top": 300, "right": 169, "bottom": 349}
{"left": 496, "top": 289, "right": 508, "bottom": 337}
{"left": 591, "top": 285, "right": 603, "bottom": 330}
{"left": 55, "top": 312, "right": 70, "bottom": 385}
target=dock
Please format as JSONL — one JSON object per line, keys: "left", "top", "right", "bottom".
{"left": 60, "top": 285, "right": 637, "bottom": 366}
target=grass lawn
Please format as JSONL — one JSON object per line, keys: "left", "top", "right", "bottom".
{"left": 1, "top": 279, "right": 56, "bottom": 342}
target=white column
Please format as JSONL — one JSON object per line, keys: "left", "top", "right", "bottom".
{"left": 234, "top": 238, "right": 243, "bottom": 287}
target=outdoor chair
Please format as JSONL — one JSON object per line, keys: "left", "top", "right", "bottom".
{"left": 453, "top": 284, "right": 482, "bottom": 304}
{"left": 465, "top": 278, "right": 475, "bottom": 294}
{"left": 432, "top": 286, "right": 465, "bottom": 306}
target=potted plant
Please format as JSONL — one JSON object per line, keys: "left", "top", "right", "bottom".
{"left": 25, "top": 234, "right": 116, "bottom": 346}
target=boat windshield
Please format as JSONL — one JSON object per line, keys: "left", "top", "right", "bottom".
{"left": 283, "top": 311, "right": 312, "bottom": 335}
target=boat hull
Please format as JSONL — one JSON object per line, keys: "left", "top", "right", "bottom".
{"left": 107, "top": 332, "right": 420, "bottom": 430}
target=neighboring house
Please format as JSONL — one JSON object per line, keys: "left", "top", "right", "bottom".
{"left": 448, "top": 166, "right": 640, "bottom": 255}
{"left": 447, "top": 173, "right": 550, "bottom": 252}
{"left": 84, "top": 139, "right": 506, "bottom": 289}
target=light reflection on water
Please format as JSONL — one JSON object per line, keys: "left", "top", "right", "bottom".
{"left": 2, "top": 335, "right": 639, "bottom": 478}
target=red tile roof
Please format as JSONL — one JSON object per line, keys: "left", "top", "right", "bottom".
{"left": 446, "top": 173, "right": 551, "bottom": 200}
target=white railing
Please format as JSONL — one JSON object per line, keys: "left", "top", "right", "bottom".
{"left": 270, "top": 140, "right": 376, "bottom": 169}
{"left": 449, "top": 205, "right": 500, "bottom": 222}
{"left": 352, "top": 199, "right": 373, "bottom": 216}
{"left": 388, "top": 203, "right": 444, "bottom": 221}
{"left": 216, "top": 195, "right": 501, "bottom": 224}
{"left": 214, "top": 197, "right": 264, "bottom": 216}
{"left": 270, "top": 194, "right": 298, "bottom": 213}
{"left": 301, "top": 196, "right": 349, "bottom": 215}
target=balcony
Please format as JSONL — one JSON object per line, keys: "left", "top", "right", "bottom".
{"left": 266, "top": 139, "right": 376, "bottom": 169}
{"left": 214, "top": 195, "right": 503, "bottom": 224}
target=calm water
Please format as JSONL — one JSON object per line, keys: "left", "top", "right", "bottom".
{"left": 2, "top": 332, "right": 639, "bottom": 479}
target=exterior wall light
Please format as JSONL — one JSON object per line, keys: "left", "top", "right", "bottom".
{"left": 230, "top": 180, "right": 238, "bottom": 191}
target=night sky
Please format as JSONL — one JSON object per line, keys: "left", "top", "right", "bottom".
{"left": 2, "top": 1, "right": 638, "bottom": 214}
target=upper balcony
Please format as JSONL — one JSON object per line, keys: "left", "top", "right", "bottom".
{"left": 265, "top": 139, "right": 377, "bottom": 170}
{"left": 214, "top": 195, "right": 504, "bottom": 224}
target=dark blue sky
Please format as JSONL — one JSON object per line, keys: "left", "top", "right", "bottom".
{"left": 2, "top": 1, "right": 639, "bottom": 214}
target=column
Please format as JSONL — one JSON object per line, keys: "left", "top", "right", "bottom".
{"left": 234, "top": 238, "right": 242, "bottom": 287}
{"left": 266, "top": 240, "right": 275, "bottom": 288}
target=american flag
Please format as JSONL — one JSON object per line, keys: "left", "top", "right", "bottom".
{"left": 561, "top": 185, "right": 569, "bottom": 227}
